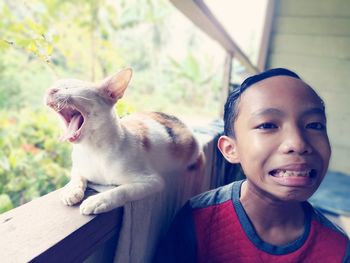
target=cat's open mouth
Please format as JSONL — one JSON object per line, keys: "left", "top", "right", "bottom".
{"left": 57, "top": 106, "right": 85, "bottom": 142}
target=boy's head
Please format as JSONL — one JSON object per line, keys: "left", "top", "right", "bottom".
{"left": 218, "top": 68, "right": 331, "bottom": 201}
{"left": 223, "top": 68, "right": 324, "bottom": 137}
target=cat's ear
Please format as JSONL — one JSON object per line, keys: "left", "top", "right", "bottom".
{"left": 99, "top": 68, "right": 133, "bottom": 103}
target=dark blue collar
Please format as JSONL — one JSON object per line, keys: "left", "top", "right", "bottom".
{"left": 231, "top": 180, "right": 312, "bottom": 255}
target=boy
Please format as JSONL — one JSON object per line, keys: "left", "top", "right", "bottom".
{"left": 155, "top": 68, "right": 350, "bottom": 262}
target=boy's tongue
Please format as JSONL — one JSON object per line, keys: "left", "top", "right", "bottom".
{"left": 60, "top": 114, "right": 82, "bottom": 141}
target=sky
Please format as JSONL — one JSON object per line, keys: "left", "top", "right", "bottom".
{"left": 205, "top": 0, "right": 269, "bottom": 63}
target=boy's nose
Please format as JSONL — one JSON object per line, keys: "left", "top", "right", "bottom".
{"left": 281, "top": 128, "right": 312, "bottom": 155}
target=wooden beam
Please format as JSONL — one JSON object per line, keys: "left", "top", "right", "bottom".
{"left": 220, "top": 52, "right": 233, "bottom": 117}
{"left": 0, "top": 189, "right": 122, "bottom": 262}
{"left": 257, "top": 0, "right": 276, "bottom": 71}
{"left": 170, "top": 0, "right": 258, "bottom": 74}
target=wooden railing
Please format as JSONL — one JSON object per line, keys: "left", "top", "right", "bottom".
{"left": 0, "top": 188, "right": 123, "bottom": 262}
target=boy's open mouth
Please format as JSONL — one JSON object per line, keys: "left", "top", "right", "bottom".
{"left": 269, "top": 169, "right": 317, "bottom": 178}
{"left": 55, "top": 106, "right": 85, "bottom": 142}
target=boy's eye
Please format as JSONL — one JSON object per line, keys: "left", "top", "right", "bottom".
{"left": 256, "top": 123, "right": 277, "bottom": 129}
{"left": 306, "top": 122, "right": 326, "bottom": 130}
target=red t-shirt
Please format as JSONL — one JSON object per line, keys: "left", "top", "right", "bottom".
{"left": 156, "top": 181, "right": 350, "bottom": 263}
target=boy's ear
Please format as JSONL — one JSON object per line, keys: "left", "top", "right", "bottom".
{"left": 99, "top": 68, "right": 133, "bottom": 103}
{"left": 217, "top": 135, "right": 240, "bottom": 163}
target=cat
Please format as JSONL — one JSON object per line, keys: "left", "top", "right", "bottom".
{"left": 45, "top": 68, "right": 203, "bottom": 215}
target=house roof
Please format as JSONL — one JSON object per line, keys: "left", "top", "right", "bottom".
{"left": 169, "top": 0, "right": 276, "bottom": 72}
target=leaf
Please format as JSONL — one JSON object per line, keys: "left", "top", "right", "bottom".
{"left": 27, "top": 41, "right": 37, "bottom": 53}
{"left": 0, "top": 40, "right": 11, "bottom": 50}
{"left": 0, "top": 156, "right": 10, "bottom": 171}
{"left": 47, "top": 44, "right": 53, "bottom": 55}
{"left": 16, "top": 39, "right": 31, "bottom": 49}
{"left": 8, "top": 23, "right": 25, "bottom": 33}
{"left": 26, "top": 19, "right": 46, "bottom": 35}
{"left": 52, "top": 34, "right": 60, "bottom": 43}
{"left": 0, "top": 194, "right": 14, "bottom": 213}
{"left": 8, "top": 153, "right": 18, "bottom": 168}
{"left": 115, "top": 99, "right": 134, "bottom": 117}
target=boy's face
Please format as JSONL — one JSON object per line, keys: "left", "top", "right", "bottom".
{"left": 219, "top": 76, "right": 331, "bottom": 202}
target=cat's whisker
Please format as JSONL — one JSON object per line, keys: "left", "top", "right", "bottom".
{"left": 56, "top": 97, "right": 69, "bottom": 111}
{"left": 57, "top": 101, "right": 64, "bottom": 111}
{"left": 62, "top": 97, "right": 70, "bottom": 108}
{"left": 71, "top": 95, "right": 93, "bottom": 101}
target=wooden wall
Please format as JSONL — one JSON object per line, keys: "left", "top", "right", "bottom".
{"left": 266, "top": 0, "right": 350, "bottom": 174}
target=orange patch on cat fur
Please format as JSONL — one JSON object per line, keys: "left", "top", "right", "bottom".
{"left": 150, "top": 112, "right": 198, "bottom": 163}
{"left": 121, "top": 117, "right": 151, "bottom": 151}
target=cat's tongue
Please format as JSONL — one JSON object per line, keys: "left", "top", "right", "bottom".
{"left": 60, "top": 114, "right": 82, "bottom": 142}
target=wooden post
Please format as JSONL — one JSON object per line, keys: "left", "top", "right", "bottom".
{"left": 220, "top": 52, "right": 233, "bottom": 117}
{"left": 257, "top": 0, "right": 276, "bottom": 71}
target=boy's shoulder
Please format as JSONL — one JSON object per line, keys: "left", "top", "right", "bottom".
{"left": 307, "top": 204, "right": 350, "bottom": 261}
{"left": 309, "top": 204, "right": 349, "bottom": 238}
{"left": 188, "top": 180, "right": 243, "bottom": 210}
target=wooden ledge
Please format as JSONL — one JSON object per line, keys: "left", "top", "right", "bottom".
{"left": 0, "top": 189, "right": 123, "bottom": 263}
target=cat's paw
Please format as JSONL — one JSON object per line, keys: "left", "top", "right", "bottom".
{"left": 80, "top": 195, "right": 111, "bottom": 215}
{"left": 60, "top": 184, "right": 85, "bottom": 206}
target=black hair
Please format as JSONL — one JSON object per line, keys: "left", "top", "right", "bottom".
{"left": 223, "top": 68, "right": 324, "bottom": 137}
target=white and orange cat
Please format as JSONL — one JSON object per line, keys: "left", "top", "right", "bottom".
{"left": 45, "top": 68, "right": 202, "bottom": 215}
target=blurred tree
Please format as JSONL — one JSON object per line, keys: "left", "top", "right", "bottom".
{"left": 168, "top": 51, "right": 220, "bottom": 107}
{"left": 0, "top": 109, "right": 71, "bottom": 211}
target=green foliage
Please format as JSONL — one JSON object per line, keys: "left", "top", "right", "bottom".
{"left": 0, "top": 0, "right": 55, "bottom": 63}
{"left": 0, "top": 109, "right": 71, "bottom": 212}
{"left": 115, "top": 99, "right": 135, "bottom": 117}
{"left": 0, "top": 75, "right": 22, "bottom": 109}
{"left": 167, "top": 52, "right": 221, "bottom": 106}
{"left": 0, "top": 194, "right": 13, "bottom": 213}
{"left": 0, "top": 0, "right": 224, "bottom": 213}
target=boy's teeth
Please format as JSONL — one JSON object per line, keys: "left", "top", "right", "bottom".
{"left": 274, "top": 170, "right": 311, "bottom": 177}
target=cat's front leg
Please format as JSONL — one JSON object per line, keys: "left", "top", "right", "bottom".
{"left": 61, "top": 175, "right": 87, "bottom": 206}
{"left": 80, "top": 175, "right": 164, "bottom": 215}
